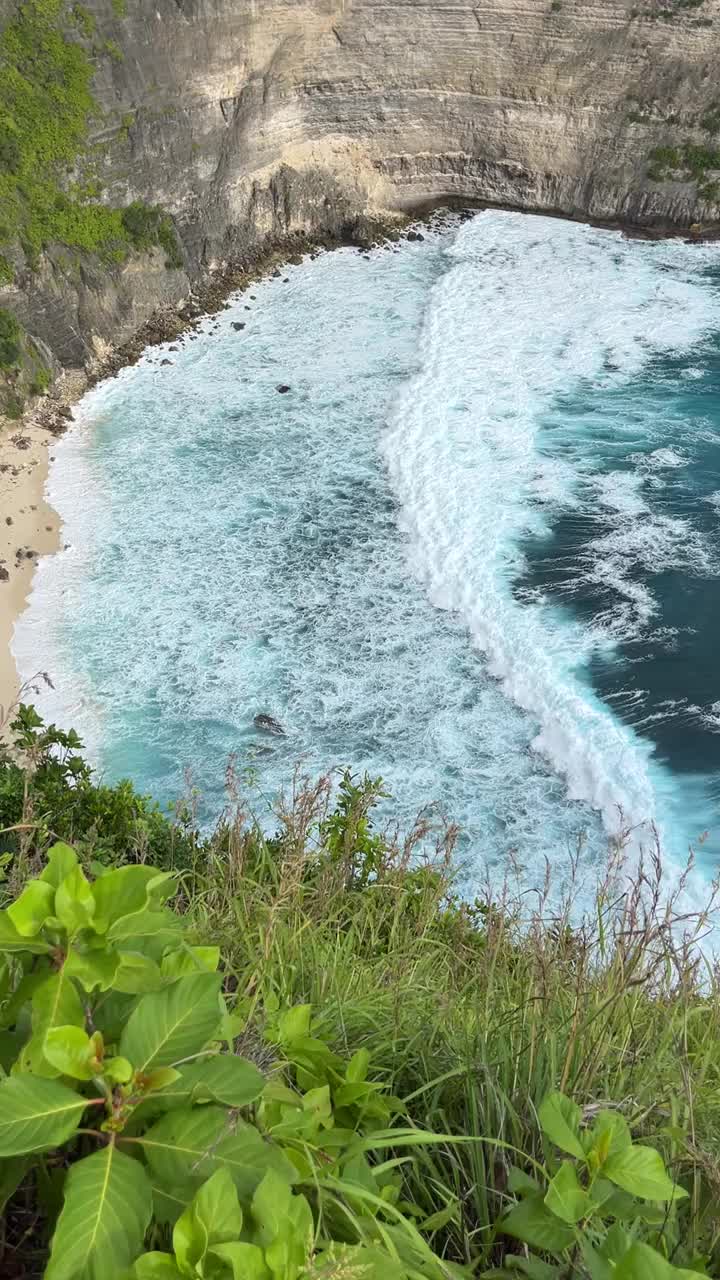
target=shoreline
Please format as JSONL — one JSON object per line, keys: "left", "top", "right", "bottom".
{"left": 1, "top": 198, "right": 719, "bottom": 721}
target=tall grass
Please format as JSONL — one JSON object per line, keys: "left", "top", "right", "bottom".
{"left": 3, "top": 703, "right": 720, "bottom": 1272}
{"left": 168, "top": 770, "right": 720, "bottom": 1270}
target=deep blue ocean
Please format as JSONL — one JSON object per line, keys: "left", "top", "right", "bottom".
{"left": 16, "top": 211, "right": 720, "bottom": 903}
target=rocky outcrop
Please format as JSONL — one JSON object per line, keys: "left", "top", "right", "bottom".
{"left": 2, "top": 0, "right": 720, "bottom": 368}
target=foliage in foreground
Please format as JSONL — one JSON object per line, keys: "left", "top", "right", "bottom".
{"left": 2, "top": 704, "right": 720, "bottom": 1277}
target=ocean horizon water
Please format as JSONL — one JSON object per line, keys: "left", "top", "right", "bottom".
{"left": 14, "top": 210, "right": 720, "bottom": 905}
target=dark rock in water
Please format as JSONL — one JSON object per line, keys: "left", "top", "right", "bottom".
{"left": 276, "top": 384, "right": 291, "bottom": 394}
{"left": 272, "top": 269, "right": 282, "bottom": 277}
{"left": 169, "top": 344, "right": 179, "bottom": 351}
{"left": 406, "top": 230, "right": 425, "bottom": 241}
{"left": 283, "top": 277, "right": 289, "bottom": 283}
{"left": 231, "top": 321, "right": 245, "bottom": 331}
{"left": 254, "top": 713, "right": 286, "bottom": 736}
{"left": 161, "top": 358, "right": 173, "bottom": 366}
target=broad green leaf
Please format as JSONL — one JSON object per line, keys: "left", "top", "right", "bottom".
{"left": 7, "top": 881, "right": 56, "bottom": 937}
{"left": 113, "top": 952, "right": 165, "bottom": 995}
{"left": 251, "top": 1167, "right": 293, "bottom": 1243}
{"left": 506, "top": 1258, "right": 562, "bottom": 1280}
{"left": 580, "top": 1240, "right": 614, "bottom": 1280}
{"left": 105, "top": 1055, "right": 133, "bottom": 1084}
{"left": 501, "top": 1194, "right": 575, "bottom": 1255}
{"left": 538, "top": 1092, "right": 584, "bottom": 1160}
{"left": 604, "top": 1144, "right": 687, "bottom": 1202}
{"left": 276, "top": 1005, "right": 312, "bottom": 1046}
{"left": 0, "top": 1155, "right": 30, "bottom": 1213}
{"left": 346, "top": 1048, "right": 370, "bottom": 1084}
{"left": 588, "top": 1110, "right": 632, "bottom": 1166}
{"left": 142, "top": 1067, "right": 181, "bottom": 1092}
{"left": 40, "top": 843, "right": 79, "bottom": 888}
{"left": 161, "top": 945, "right": 220, "bottom": 978}
{"left": 92, "top": 867, "right": 176, "bottom": 934}
{"left": 612, "top": 1243, "right": 702, "bottom": 1279}
{"left": 138, "top": 1105, "right": 298, "bottom": 1200}
{"left": 174, "top": 1169, "right": 242, "bottom": 1274}
{"left": 209, "top": 1242, "right": 269, "bottom": 1280}
{"left": 120, "top": 972, "right": 222, "bottom": 1072}
{"left": 46, "top": 1145, "right": 151, "bottom": 1280}
{"left": 107, "top": 909, "right": 182, "bottom": 945}
{"left": 544, "top": 1161, "right": 590, "bottom": 1224}
{"left": 0, "top": 1076, "right": 90, "bottom": 1155}
{"left": 0, "top": 909, "right": 52, "bottom": 954}
{"left": 64, "top": 949, "right": 119, "bottom": 993}
{"left": 156, "top": 1054, "right": 265, "bottom": 1109}
{"left": 44, "top": 1027, "right": 103, "bottom": 1082}
{"left": 55, "top": 867, "right": 96, "bottom": 935}
{"left": 19, "top": 969, "right": 85, "bottom": 1077}
{"left": 128, "top": 1254, "right": 184, "bottom": 1279}
{"left": 508, "top": 1165, "right": 541, "bottom": 1197}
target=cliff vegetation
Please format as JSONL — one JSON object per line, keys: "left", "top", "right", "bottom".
{"left": 1, "top": 705, "right": 719, "bottom": 1278}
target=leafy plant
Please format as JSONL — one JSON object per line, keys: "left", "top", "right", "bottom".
{"left": 494, "top": 1091, "right": 699, "bottom": 1278}
{"left": 0, "top": 705, "right": 196, "bottom": 870}
{"left": 0, "top": 845, "right": 463, "bottom": 1278}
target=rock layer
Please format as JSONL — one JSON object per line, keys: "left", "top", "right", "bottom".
{"left": 2, "top": 0, "right": 720, "bottom": 366}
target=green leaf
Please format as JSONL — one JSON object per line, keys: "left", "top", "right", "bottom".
{"left": 55, "top": 867, "right": 96, "bottom": 935}
{"left": 544, "top": 1161, "right": 591, "bottom": 1224}
{"left": 128, "top": 1254, "right": 184, "bottom": 1279}
{"left": 46, "top": 1145, "right": 152, "bottom": 1280}
{"left": 501, "top": 1194, "right": 575, "bottom": 1255}
{"left": 64, "top": 949, "right": 119, "bottom": 993}
{"left": 579, "top": 1241, "right": 613, "bottom": 1280}
{"left": 107, "top": 909, "right": 182, "bottom": 945}
{"left": 612, "top": 1243, "right": 702, "bottom": 1279}
{"left": 161, "top": 945, "right": 220, "bottom": 978}
{"left": 113, "top": 952, "right": 165, "bottom": 995}
{"left": 0, "top": 909, "right": 52, "bottom": 954}
{"left": 19, "top": 969, "right": 85, "bottom": 1077}
{"left": 346, "top": 1048, "right": 370, "bottom": 1084}
{"left": 538, "top": 1093, "right": 585, "bottom": 1160}
{"left": 44, "top": 1027, "right": 102, "bottom": 1081}
{"left": 588, "top": 1110, "right": 632, "bottom": 1168}
{"left": 7, "top": 881, "right": 56, "bottom": 937}
{"left": 508, "top": 1165, "right": 541, "bottom": 1197}
{"left": 276, "top": 1005, "right": 312, "bottom": 1046}
{"left": 0, "top": 1076, "right": 90, "bottom": 1155}
{"left": 174, "top": 1169, "right": 243, "bottom": 1274}
{"left": 40, "top": 844, "right": 79, "bottom": 889}
{"left": 138, "top": 1105, "right": 298, "bottom": 1201}
{"left": 0, "top": 1155, "right": 30, "bottom": 1213}
{"left": 175, "top": 1054, "right": 264, "bottom": 1107}
{"left": 119, "top": 973, "right": 222, "bottom": 1072}
{"left": 505, "top": 1258, "right": 562, "bottom": 1280}
{"left": 604, "top": 1144, "right": 687, "bottom": 1202}
{"left": 209, "top": 1242, "right": 269, "bottom": 1280}
{"left": 92, "top": 866, "right": 176, "bottom": 934}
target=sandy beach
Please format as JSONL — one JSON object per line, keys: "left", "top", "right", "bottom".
{"left": 0, "top": 416, "right": 62, "bottom": 723}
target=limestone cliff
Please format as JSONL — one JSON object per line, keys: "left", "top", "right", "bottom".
{"left": 2, "top": 0, "right": 720, "bottom": 369}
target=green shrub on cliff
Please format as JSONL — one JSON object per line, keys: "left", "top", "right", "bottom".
{"left": 0, "top": 0, "right": 182, "bottom": 272}
{"left": 0, "top": 307, "right": 21, "bottom": 367}
{"left": 2, "top": 706, "right": 720, "bottom": 1275}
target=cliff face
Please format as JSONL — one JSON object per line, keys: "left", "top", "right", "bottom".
{"left": 3, "top": 0, "right": 720, "bottom": 367}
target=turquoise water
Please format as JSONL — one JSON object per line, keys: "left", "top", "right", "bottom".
{"left": 16, "top": 211, "right": 720, "bottom": 899}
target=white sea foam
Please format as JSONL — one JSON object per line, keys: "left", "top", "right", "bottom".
{"left": 383, "top": 212, "right": 720, "bottom": 869}
{"left": 14, "top": 210, "right": 720, "bottom": 905}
